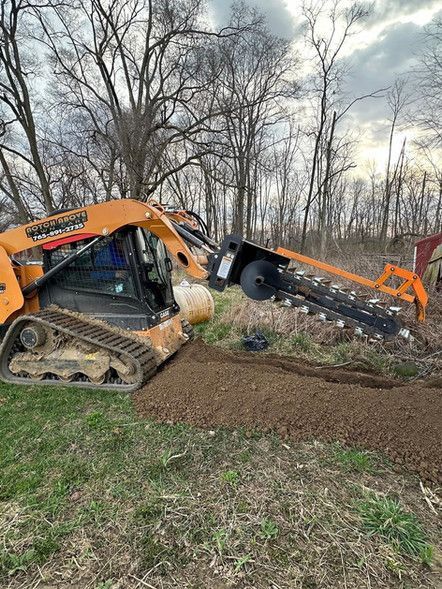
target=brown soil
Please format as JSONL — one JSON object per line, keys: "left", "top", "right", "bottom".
{"left": 134, "top": 339, "right": 442, "bottom": 484}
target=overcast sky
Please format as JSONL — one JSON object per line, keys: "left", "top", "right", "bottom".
{"left": 209, "top": 0, "right": 442, "bottom": 173}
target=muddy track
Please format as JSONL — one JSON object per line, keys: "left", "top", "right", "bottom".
{"left": 134, "top": 339, "right": 442, "bottom": 484}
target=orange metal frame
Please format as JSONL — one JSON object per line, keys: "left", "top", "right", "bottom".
{"left": 276, "top": 247, "right": 428, "bottom": 321}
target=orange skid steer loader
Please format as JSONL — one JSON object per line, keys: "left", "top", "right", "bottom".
{"left": 0, "top": 199, "right": 428, "bottom": 391}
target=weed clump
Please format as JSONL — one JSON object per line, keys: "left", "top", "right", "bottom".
{"left": 357, "top": 495, "right": 433, "bottom": 564}
{"left": 333, "top": 446, "right": 374, "bottom": 473}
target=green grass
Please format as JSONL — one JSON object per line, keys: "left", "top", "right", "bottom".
{"left": 0, "top": 382, "right": 188, "bottom": 577}
{"left": 289, "top": 332, "right": 316, "bottom": 353}
{"left": 195, "top": 289, "right": 300, "bottom": 353}
{"left": 0, "top": 382, "right": 437, "bottom": 588}
{"left": 333, "top": 445, "right": 375, "bottom": 473}
{"left": 259, "top": 518, "right": 279, "bottom": 540}
{"left": 357, "top": 495, "right": 433, "bottom": 564}
{"left": 197, "top": 321, "right": 234, "bottom": 344}
{"left": 393, "top": 361, "right": 420, "bottom": 378}
{"left": 194, "top": 288, "right": 241, "bottom": 346}
{"left": 220, "top": 469, "right": 240, "bottom": 486}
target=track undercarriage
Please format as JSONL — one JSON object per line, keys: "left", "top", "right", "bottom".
{"left": 0, "top": 307, "right": 158, "bottom": 392}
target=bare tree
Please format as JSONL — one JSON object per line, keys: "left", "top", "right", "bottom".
{"left": 414, "top": 16, "right": 442, "bottom": 149}
{"left": 0, "top": 0, "right": 56, "bottom": 218}
{"left": 300, "top": 1, "right": 372, "bottom": 253}
{"left": 270, "top": 122, "right": 301, "bottom": 245}
{"left": 380, "top": 79, "right": 409, "bottom": 245}
{"left": 204, "top": 1, "right": 298, "bottom": 238}
{"left": 36, "top": 0, "right": 251, "bottom": 203}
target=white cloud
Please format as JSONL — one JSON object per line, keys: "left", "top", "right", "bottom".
{"left": 346, "top": 21, "right": 423, "bottom": 121}
{"left": 210, "top": 0, "right": 296, "bottom": 37}
{"left": 367, "top": 0, "right": 441, "bottom": 26}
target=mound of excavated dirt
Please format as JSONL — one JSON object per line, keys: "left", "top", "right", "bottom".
{"left": 134, "top": 339, "right": 442, "bottom": 483}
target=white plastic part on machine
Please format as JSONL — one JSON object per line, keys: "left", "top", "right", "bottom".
{"left": 173, "top": 283, "right": 215, "bottom": 325}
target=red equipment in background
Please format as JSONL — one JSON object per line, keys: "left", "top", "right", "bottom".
{"left": 414, "top": 232, "right": 442, "bottom": 285}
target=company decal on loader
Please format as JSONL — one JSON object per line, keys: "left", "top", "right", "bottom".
{"left": 26, "top": 211, "right": 88, "bottom": 242}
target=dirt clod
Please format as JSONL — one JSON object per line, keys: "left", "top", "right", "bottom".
{"left": 135, "top": 339, "right": 442, "bottom": 484}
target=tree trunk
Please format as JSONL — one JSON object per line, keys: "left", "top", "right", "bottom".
{"left": 319, "top": 110, "right": 337, "bottom": 258}
{"left": 380, "top": 116, "right": 396, "bottom": 246}
{"left": 0, "top": 150, "right": 30, "bottom": 222}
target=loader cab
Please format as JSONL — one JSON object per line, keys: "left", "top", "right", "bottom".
{"left": 39, "top": 227, "right": 179, "bottom": 331}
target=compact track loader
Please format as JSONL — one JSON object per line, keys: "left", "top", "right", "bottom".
{"left": 0, "top": 199, "right": 428, "bottom": 391}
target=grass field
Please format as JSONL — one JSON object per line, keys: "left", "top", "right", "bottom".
{"left": 0, "top": 380, "right": 440, "bottom": 588}
{"left": 1, "top": 282, "right": 441, "bottom": 588}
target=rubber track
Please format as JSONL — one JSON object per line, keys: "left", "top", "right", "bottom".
{"left": 0, "top": 307, "right": 157, "bottom": 392}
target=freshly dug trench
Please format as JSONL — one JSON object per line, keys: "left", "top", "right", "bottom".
{"left": 134, "top": 339, "right": 442, "bottom": 484}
